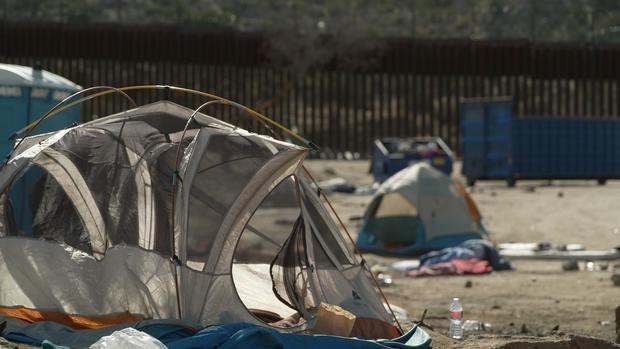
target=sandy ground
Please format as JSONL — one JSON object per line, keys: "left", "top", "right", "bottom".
{"left": 304, "top": 160, "right": 620, "bottom": 348}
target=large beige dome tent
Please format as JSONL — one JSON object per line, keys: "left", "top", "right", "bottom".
{"left": 0, "top": 87, "right": 397, "bottom": 337}
{"left": 357, "top": 163, "right": 485, "bottom": 255}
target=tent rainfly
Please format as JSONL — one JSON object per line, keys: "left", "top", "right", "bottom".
{"left": 0, "top": 99, "right": 397, "bottom": 336}
{"left": 357, "top": 163, "right": 485, "bottom": 255}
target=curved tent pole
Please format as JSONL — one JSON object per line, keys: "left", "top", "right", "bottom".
{"left": 233, "top": 103, "right": 404, "bottom": 333}
{"left": 169, "top": 99, "right": 231, "bottom": 319}
{"left": 16, "top": 85, "right": 316, "bottom": 152}
{"left": 301, "top": 167, "right": 404, "bottom": 334}
{"left": 5, "top": 86, "right": 137, "bottom": 164}
{"left": 250, "top": 109, "right": 404, "bottom": 333}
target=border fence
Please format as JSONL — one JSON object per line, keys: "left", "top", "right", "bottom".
{"left": 3, "top": 22, "right": 620, "bottom": 156}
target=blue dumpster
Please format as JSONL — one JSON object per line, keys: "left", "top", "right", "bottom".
{"left": 371, "top": 137, "right": 454, "bottom": 183}
{"left": 461, "top": 97, "right": 620, "bottom": 186}
{"left": 0, "top": 63, "right": 82, "bottom": 232}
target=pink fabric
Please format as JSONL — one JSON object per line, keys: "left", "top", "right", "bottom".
{"left": 406, "top": 259, "right": 492, "bottom": 277}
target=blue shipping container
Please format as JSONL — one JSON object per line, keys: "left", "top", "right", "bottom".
{"left": 461, "top": 98, "right": 620, "bottom": 186}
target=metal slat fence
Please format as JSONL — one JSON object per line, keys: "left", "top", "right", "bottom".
{"left": 3, "top": 22, "right": 620, "bottom": 156}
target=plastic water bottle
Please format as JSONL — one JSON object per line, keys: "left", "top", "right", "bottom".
{"left": 448, "top": 297, "right": 463, "bottom": 339}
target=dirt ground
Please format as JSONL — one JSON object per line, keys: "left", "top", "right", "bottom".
{"left": 304, "top": 159, "right": 620, "bottom": 348}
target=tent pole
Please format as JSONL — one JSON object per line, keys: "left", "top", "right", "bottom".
{"left": 169, "top": 100, "right": 232, "bottom": 320}
{"left": 251, "top": 113, "right": 404, "bottom": 334}
{"left": 5, "top": 86, "right": 136, "bottom": 165}
{"left": 301, "top": 167, "right": 404, "bottom": 334}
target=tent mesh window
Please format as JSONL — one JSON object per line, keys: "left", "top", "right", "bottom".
{"left": 300, "top": 186, "right": 355, "bottom": 267}
{"left": 0, "top": 121, "right": 196, "bottom": 258}
{"left": 269, "top": 215, "right": 319, "bottom": 316}
{"left": 4, "top": 164, "right": 91, "bottom": 252}
{"left": 234, "top": 176, "right": 300, "bottom": 264}
{"left": 186, "top": 132, "right": 273, "bottom": 267}
{"left": 233, "top": 176, "right": 306, "bottom": 320}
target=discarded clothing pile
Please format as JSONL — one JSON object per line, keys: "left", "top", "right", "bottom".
{"left": 0, "top": 316, "right": 432, "bottom": 349}
{"left": 407, "top": 239, "right": 511, "bottom": 277}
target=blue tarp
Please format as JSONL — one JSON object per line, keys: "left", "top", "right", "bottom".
{"left": 0, "top": 316, "right": 198, "bottom": 348}
{"left": 166, "top": 322, "right": 431, "bottom": 349}
{"left": 1, "top": 317, "right": 431, "bottom": 349}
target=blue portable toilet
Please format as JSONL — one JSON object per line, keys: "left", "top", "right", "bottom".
{"left": 0, "top": 63, "right": 82, "bottom": 233}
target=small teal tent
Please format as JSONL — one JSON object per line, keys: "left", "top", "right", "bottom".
{"left": 357, "top": 163, "right": 485, "bottom": 255}
{"left": 0, "top": 63, "right": 82, "bottom": 232}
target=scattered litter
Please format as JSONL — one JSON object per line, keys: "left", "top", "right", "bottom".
{"left": 491, "top": 304, "right": 501, "bottom": 310}
{"left": 550, "top": 325, "right": 560, "bottom": 332}
{"left": 462, "top": 320, "right": 485, "bottom": 333}
{"left": 447, "top": 298, "right": 463, "bottom": 340}
{"left": 310, "top": 302, "right": 356, "bottom": 337}
{"left": 0, "top": 337, "right": 17, "bottom": 349}
{"left": 323, "top": 167, "right": 337, "bottom": 176}
{"left": 384, "top": 303, "right": 409, "bottom": 322}
{"left": 408, "top": 259, "right": 492, "bottom": 277}
{"left": 464, "top": 280, "right": 473, "bottom": 288}
{"left": 89, "top": 328, "right": 166, "bottom": 349}
{"left": 391, "top": 260, "right": 420, "bottom": 272}
{"left": 557, "top": 191, "right": 564, "bottom": 198}
{"left": 499, "top": 241, "right": 620, "bottom": 261}
{"left": 316, "top": 177, "right": 356, "bottom": 193}
{"left": 611, "top": 274, "right": 620, "bottom": 286}
{"left": 561, "top": 259, "right": 579, "bottom": 271}
{"left": 370, "top": 264, "right": 390, "bottom": 274}
{"left": 349, "top": 215, "right": 363, "bottom": 221}
{"left": 376, "top": 273, "right": 393, "bottom": 287}
{"left": 353, "top": 184, "right": 378, "bottom": 195}
{"left": 599, "top": 320, "right": 611, "bottom": 326}
{"left": 498, "top": 242, "right": 584, "bottom": 252}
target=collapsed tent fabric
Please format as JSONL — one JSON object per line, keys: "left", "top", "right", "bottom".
{"left": 357, "top": 163, "right": 485, "bottom": 255}
{"left": 0, "top": 101, "right": 395, "bottom": 335}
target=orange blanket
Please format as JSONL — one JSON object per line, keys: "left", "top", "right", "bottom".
{"left": 0, "top": 306, "right": 144, "bottom": 329}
